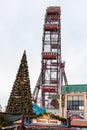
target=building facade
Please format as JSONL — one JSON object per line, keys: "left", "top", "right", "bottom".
{"left": 59, "top": 84, "right": 87, "bottom": 119}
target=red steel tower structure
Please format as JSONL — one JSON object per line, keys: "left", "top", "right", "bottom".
{"left": 33, "top": 6, "right": 68, "bottom": 109}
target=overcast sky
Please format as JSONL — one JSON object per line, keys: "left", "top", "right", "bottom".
{"left": 0, "top": 0, "right": 87, "bottom": 110}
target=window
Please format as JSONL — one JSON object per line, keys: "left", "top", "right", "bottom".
{"left": 67, "top": 95, "right": 84, "bottom": 110}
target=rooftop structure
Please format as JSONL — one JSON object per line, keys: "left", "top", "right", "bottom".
{"left": 63, "top": 84, "right": 87, "bottom": 93}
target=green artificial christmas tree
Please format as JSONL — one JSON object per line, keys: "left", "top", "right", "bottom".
{"left": 6, "top": 51, "right": 35, "bottom": 117}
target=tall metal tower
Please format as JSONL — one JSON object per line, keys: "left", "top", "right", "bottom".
{"left": 33, "top": 6, "right": 68, "bottom": 109}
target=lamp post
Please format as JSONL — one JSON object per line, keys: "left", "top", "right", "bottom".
{"left": 21, "top": 114, "right": 25, "bottom": 130}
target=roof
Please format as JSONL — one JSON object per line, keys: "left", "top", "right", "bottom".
{"left": 4, "top": 113, "right": 22, "bottom": 123}
{"left": 63, "top": 84, "right": 87, "bottom": 93}
{"left": 33, "top": 104, "right": 46, "bottom": 115}
{"left": 70, "top": 119, "right": 87, "bottom": 127}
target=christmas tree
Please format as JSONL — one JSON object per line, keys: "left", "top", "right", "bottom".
{"left": 6, "top": 51, "right": 34, "bottom": 116}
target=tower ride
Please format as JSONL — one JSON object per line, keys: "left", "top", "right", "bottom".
{"left": 33, "top": 6, "right": 68, "bottom": 109}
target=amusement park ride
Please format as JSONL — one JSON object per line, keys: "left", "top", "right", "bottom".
{"left": 33, "top": 6, "right": 68, "bottom": 109}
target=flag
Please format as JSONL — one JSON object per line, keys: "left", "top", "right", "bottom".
{"left": 67, "top": 110, "right": 72, "bottom": 117}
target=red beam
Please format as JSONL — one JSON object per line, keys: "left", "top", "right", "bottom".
{"left": 42, "top": 88, "right": 57, "bottom": 92}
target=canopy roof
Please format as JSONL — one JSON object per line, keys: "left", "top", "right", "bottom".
{"left": 63, "top": 84, "right": 87, "bottom": 93}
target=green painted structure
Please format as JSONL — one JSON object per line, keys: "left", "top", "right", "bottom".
{"left": 63, "top": 84, "right": 87, "bottom": 93}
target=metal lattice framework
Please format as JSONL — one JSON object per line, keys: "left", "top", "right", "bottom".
{"left": 33, "top": 6, "right": 68, "bottom": 109}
